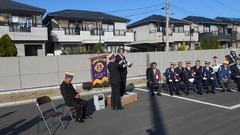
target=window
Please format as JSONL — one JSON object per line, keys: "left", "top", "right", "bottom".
{"left": 9, "top": 15, "right": 33, "bottom": 32}
{"left": 174, "top": 26, "right": 184, "bottom": 33}
{"left": 203, "top": 26, "right": 210, "bottom": 32}
{"left": 102, "top": 23, "right": 114, "bottom": 32}
{"left": 25, "top": 45, "right": 42, "bottom": 56}
{"left": 0, "top": 13, "right": 9, "bottom": 26}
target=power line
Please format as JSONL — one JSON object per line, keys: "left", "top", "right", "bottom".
{"left": 170, "top": 4, "right": 203, "bottom": 16}
{"left": 123, "top": 9, "right": 161, "bottom": 17}
{"left": 104, "top": 3, "right": 165, "bottom": 13}
{"left": 215, "top": 0, "right": 240, "bottom": 13}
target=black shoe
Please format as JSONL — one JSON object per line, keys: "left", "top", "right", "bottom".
{"left": 76, "top": 118, "right": 85, "bottom": 123}
{"left": 83, "top": 115, "right": 92, "bottom": 119}
{"left": 226, "top": 89, "right": 233, "bottom": 92}
{"left": 221, "top": 89, "right": 225, "bottom": 92}
{"left": 170, "top": 93, "right": 173, "bottom": 96}
{"left": 204, "top": 90, "right": 209, "bottom": 94}
{"left": 185, "top": 92, "right": 189, "bottom": 95}
{"left": 211, "top": 91, "right": 216, "bottom": 94}
{"left": 175, "top": 92, "right": 181, "bottom": 96}
{"left": 157, "top": 93, "right": 162, "bottom": 96}
{"left": 111, "top": 107, "right": 116, "bottom": 110}
{"left": 115, "top": 107, "right": 124, "bottom": 110}
{"left": 197, "top": 91, "right": 203, "bottom": 95}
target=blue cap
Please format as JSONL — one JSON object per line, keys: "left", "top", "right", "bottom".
{"left": 108, "top": 52, "right": 115, "bottom": 60}
{"left": 65, "top": 72, "right": 74, "bottom": 78}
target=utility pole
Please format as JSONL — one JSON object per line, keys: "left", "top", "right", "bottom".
{"left": 165, "top": 0, "right": 169, "bottom": 51}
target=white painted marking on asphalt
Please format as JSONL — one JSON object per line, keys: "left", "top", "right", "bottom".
{"left": 135, "top": 88, "right": 233, "bottom": 110}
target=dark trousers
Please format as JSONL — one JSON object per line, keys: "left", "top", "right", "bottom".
{"left": 167, "top": 80, "right": 180, "bottom": 95}
{"left": 111, "top": 83, "right": 121, "bottom": 108}
{"left": 65, "top": 99, "right": 83, "bottom": 119}
{"left": 148, "top": 82, "right": 161, "bottom": 95}
{"left": 120, "top": 74, "right": 127, "bottom": 96}
{"left": 236, "top": 78, "right": 240, "bottom": 91}
{"left": 203, "top": 79, "right": 216, "bottom": 91}
{"left": 76, "top": 98, "right": 89, "bottom": 118}
{"left": 185, "top": 79, "right": 202, "bottom": 92}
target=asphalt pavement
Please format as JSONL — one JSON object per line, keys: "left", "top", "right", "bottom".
{"left": 0, "top": 86, "right": 240, "bottom": 135}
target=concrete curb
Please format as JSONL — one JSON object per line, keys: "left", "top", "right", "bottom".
{"left": 0, "top": 84, "right": 146, "bottom": 108}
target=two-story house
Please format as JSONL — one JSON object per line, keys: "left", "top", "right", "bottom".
{"left": 0, "top": 0, "right": 47, "bottom": 56}
{"left": 43, "top": 9, "right": 134, "bottom": 55}
{"left": 183, "top": 16, "right": 234, "bottom": 48}
{"left": 216, "top": 17, "right": 240, "bottom": 48}
{"left": 127, "top": 15, "right": 198, "bottom": 52}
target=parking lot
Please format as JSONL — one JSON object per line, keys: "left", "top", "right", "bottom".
{"left": 1, "top": 86, "right": 240, "bottom": 135}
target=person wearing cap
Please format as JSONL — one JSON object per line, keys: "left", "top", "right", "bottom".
{"left": 192, "top": 60, "right": 203, "bottom": 95}
{"left": 230, "top": 58, "right": 240, "bottom": 92}
{"left": 147, "top": 62, "right": 162, "bottom": 96}
{"left": 60, "top": 72, "right": 90, "bottom": 123}
{"left": 183, "top": 61, "right": 195, "bottom": 95}
{"left": 227, "top": 48, "right": 237, "bottom": 67}
{"left": 202, "top": 60, "right": 216, "bottom": 94}
{"left": 165, "top": 62, "right": 181, "bottom": 96}
{"left": 218, "top": 61, "right": 233, "bottom": 92}
{"left": 108, "top": 53, "right": 126, "bottom": 110}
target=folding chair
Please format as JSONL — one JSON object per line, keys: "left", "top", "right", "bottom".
{"left": 62, "top": 98, "right": 75, "bottom": 122}
{"left": 36, "top": 96, "right": 65, "bottom": 135}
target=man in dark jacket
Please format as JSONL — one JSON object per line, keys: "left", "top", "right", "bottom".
{"left": 231, "top": 58, "right": 240, "bottom": 92}
{"left": 192, "top": 60, "right": 203, "bottom": 95}
{"left": 227, "top": 48, "right": 237, "bottom": 67}
{"left": 147, "top": 62, "right": 161, "bottom": 96}
{"left": 218, "top": 60, "right": 233, "bottom": 92}
{"left": 165, "top": 62, "right": 181, "bottom": 96}
{"left": 60, "top": 72, "right": 89, "bottom": 123}
{"left": 116, "top": 48, "right": 130, "bottom": 96}
{"left": 108, "top": 53, "right": 126, "bottom": 110}
{"left": 202, "top": 60, "right": 216, "bottom": 93}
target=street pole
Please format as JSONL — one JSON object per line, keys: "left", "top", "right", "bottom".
{"left": 166, "top": 0, "right": 169, "bottom": 51}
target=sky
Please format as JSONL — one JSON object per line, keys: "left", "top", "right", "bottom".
{"left": 12, "top": 0, "right": 240, "bottom": 24}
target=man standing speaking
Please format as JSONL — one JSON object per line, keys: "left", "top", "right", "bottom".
{"left": 116, "top": 48, "right": 130, "bottom": 96}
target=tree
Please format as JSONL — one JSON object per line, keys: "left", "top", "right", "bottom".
{"left": 177, "top": 39, "right": 187, "bottom": 51}
{"left": 0, "top": 34, "right": 17, "bottom": 57}
{"left": 200, "top": 36, "right": 220, "bottom": 49}
{"left": 93, "top": 43, "right": 104, "bottom": 53}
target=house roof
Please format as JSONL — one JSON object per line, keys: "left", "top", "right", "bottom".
{"left": 127, "top": 15, "right": 191, "bottom": 29}
{"left": 44, "top": 9, "right": 130, "bottom": 23}
{"left": 183, "top": 16, "right": 230, "bottom": 25}
{"left": 0, "top": 0, "right": 46, "bottom": 15}
{"left": 216, "top": 17, "right": 240, "bottom": 25}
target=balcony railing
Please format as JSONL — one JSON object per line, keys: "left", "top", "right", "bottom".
{"left": 9, "top": 26, "right": 31, "bottom": 32}
{"left": 64, "top": 27, "right": 80, "bottom": 35}
{"left": 114, "top": 29, "right": 126, "bottom": 36}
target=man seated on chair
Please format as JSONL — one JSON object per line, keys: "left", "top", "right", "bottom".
{"left": 147, "top": 62, "right": 161, "bottom": 96}
{"left": 165, "top": 62, "right": 181, "bottom": 96}
{"left": 218, "top": 60, "right": 233, "bottom": 92}
{"left": 202, "top": 60, "right": 216, "bottom": 94}
{"left": 175, "top": 62, "right": 185, "bottom": 91}
{"left": 60, "top": 72, "right": 90, "bottom": 123}
{"left": 230, "top": 58, "right": 240, "bottom": 92}
{"left": 191, "top": 60, "right": 203, "bottom": 95}
{"left": 183, "top": 61, "right": 194, "bottom": 95}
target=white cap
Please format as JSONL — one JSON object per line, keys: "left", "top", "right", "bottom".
{"left": 230, "top": 48, "right": 236, "bottom": 52}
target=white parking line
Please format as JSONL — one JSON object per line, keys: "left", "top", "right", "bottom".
{"left": 135, "top": 87, "right": 240, "bottom": 110}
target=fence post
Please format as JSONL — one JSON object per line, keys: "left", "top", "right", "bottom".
{"left": 18, "top": 56, "right": 22, "bottom": 90}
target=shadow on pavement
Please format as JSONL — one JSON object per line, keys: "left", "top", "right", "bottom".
{"left": 145, "top": 90, "right": 167, "bottom": 135}
{"left": 0, "top": 111, "right": 17, "bottom": 119}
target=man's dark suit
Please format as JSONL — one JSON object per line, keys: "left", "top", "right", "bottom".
{"left": 60, "top": 81, "right": 88, "bottom": 119}
{"left": 147, "top": 68, "right": 161, "bottom": 95}
{"left": 192, "top": 66, "right": 203, "bottom": 92}
{"left": 231, "top": 64, "right": 240, "bottom": 91}
{"left": 165, "top": 68, "right": 180, "bottom": 95}
{"left": 116, "top": 54, "right": 128, "bottom": 96}
{"left": 202, "top": 67, "right": 216, "bottom": 92}
{"left": 108, "top": 61, "right": 123, "bottom": 108}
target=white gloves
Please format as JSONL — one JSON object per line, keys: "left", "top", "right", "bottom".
{"left": 189, "top": 78, "right": 194, "bottom": 83}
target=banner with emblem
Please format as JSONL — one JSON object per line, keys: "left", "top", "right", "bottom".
{"left": 89, "top": 55, "right": 108, "bottom": 85}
